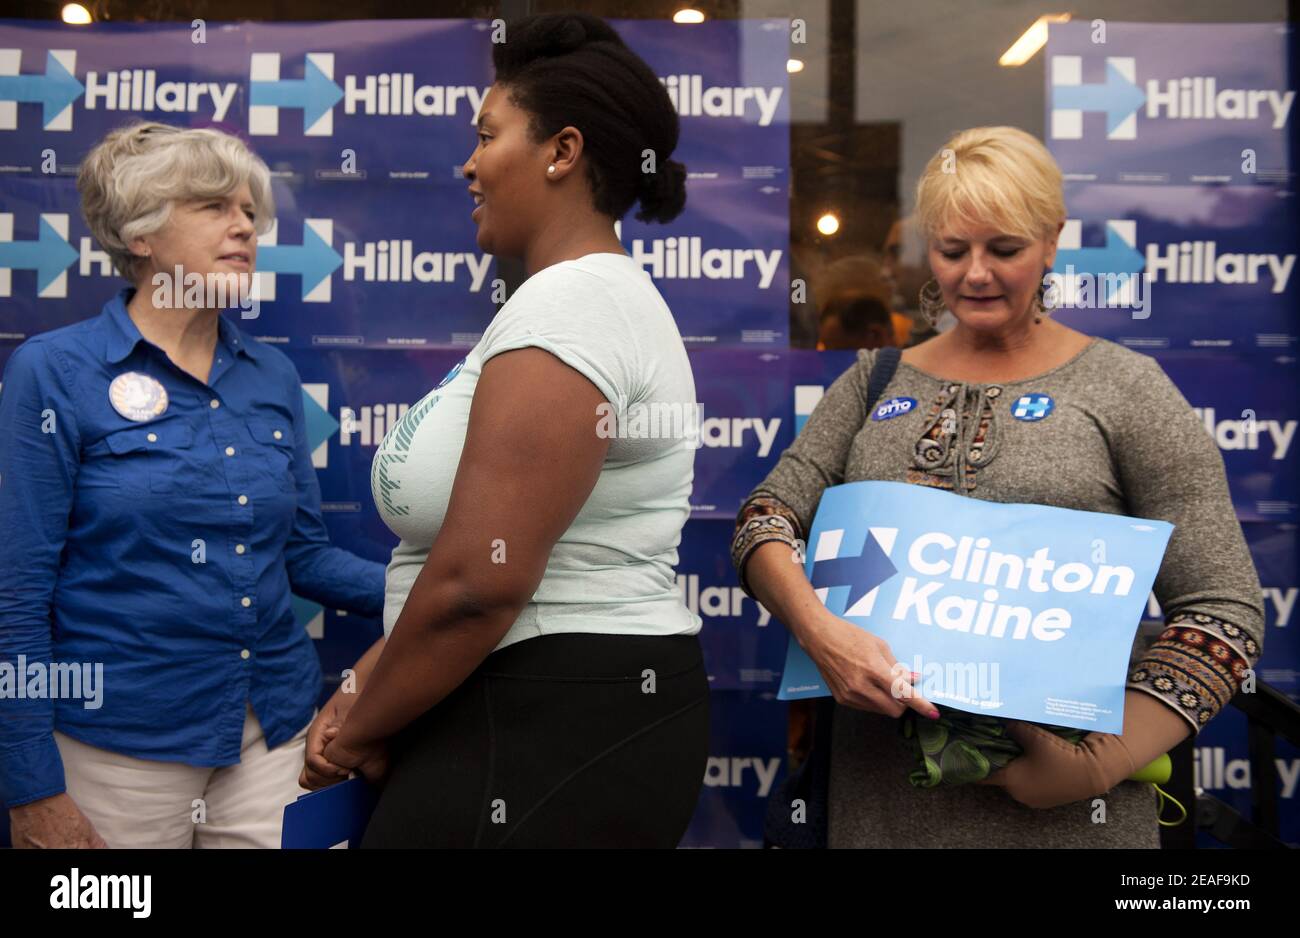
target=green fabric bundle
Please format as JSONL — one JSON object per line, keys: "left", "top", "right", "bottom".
{"left": 899, "top": 706, "right": 1085, "bottom": 787}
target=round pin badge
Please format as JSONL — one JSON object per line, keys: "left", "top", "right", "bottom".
{"left": 109, "top": 372, "right": 169, "bottom": 422}
{"left": 1010, "top": 392, "right": 1054, "bottom": 422}
{"left": 871, "top": 396, "right": 917, "bottom": 421}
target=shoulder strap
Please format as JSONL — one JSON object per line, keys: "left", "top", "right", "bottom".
{"left": 865, "top": 346, "right": 902, "bottom": 414}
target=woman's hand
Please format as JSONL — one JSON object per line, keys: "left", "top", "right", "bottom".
{"left": 9, "top": 793, "right": 107, "bottom": 848}
{"left": 804, "top": 609, "right": 939, "bottom": 720}
{"left": 977, "top": 720, "right": 1136, "bottom": 809}
{"left": 321, "top": 734, "right": 389, "bottom": 785}
{"left": 299, "top": 689, "right": 360, "bottom": 790}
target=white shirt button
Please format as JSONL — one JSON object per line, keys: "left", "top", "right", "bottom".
{"left": 273, "top": 430, "right": 283, "bottom": 440}
{"left": 240, "top": 649, "right": 250, "bottom": 660}
{"left": 241, "top": 596, "right": 251, "bottom": 607}
{"left": 237, "top": 495, "right": 248, "bottom": 505}
{"left": 225, "top": 446, "right": 235, "bottom": 456}
{"left": 210, "top": 399, "right": 220, "bottom": 409}
{"left": 235, "top": 544, "right": 246, "bottom": 555}
{"left": 146, "top": 432, "right": 157, "bottom": 443}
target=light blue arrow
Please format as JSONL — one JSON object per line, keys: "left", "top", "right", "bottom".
{"left": 258, "top": 224, "right": 343, "bottom": 298}
{"left": 248, "top": 59, "right": 343, "bottom": 129}
{"left": 1053, "top": 61, "right": 1146, "bottom": 134}
{"left": 1054, "top": 225, "right": 1146, "bottom": 303}
{"left": 0, "top": 218, "right": 79, "bottom": 293}
{"left": 1054, "top": 226, "right": 1145, "bottom": 278}
{"left": 0, "top": 52, "right": 84, "bottom": 128}
{"left": 291, "top": 594, "right": 324, "bottom": 636}
{"left": 301, "top": 387, "right": 340, "bottom": 452}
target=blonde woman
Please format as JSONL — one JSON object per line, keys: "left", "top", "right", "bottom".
{"left": 732, "top": 126, "right": 1263, "bottom": 848}
{"left": 0, "top": 121, "right": 384, "bottom": 847}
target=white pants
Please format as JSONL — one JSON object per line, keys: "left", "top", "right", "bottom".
{"left": 54, "top": 702, "right": 311, "bottom": 848}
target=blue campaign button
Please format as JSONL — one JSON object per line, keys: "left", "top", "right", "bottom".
{"left": 1011, "top": 393, "right": 1055, "bottom": 421}
{"left": 871, "top": 396, "right": 917, "bottom": 421}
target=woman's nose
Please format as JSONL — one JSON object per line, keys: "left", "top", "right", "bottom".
{"left": 965, "top": 251, "right": 992, "bottom": 284}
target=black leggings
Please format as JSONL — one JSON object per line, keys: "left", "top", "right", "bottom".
{"left": 361, "top": 632, "right": 710, "bottom": 848}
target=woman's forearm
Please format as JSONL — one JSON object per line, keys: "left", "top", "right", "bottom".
{"left": 744, "top": 540, "right": 834, "bottom": 652}
{"left": 343, "top": 636, "right": 387, "bottom": 689}
{"left": 1095, "top": 689, "right": 1193, "bottom": 781}
{"left": 331, "top": 567, "right": 522, "bottom": 749}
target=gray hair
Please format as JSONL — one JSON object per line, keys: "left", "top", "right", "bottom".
{"left": 77, "top": 121, "right": 275, "bottom": 279}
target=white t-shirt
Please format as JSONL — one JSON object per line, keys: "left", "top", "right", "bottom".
{"left": 371, "top": 252, "right": 702, "bottom": 651}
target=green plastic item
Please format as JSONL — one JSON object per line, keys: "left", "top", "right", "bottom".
{"left": 1128, "top": 753, "right": 1172, "bottom": 784}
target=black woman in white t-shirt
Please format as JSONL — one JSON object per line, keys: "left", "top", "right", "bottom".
{"left": 300, "top": 12, "right": 709, "bottom": 848}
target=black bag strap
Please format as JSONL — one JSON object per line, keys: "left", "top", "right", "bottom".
{"left": 866, "top": 346, "right": 902, "bottom": 415}
{"left": 763, "top": 345, "right": 904, "bottom": 849}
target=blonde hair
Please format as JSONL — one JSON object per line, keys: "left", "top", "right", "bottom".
{"left": 77, "top": 121, "right": 275, "bottom": 279}
{"left": 915, "top": 126, "right": 1064, "bottom": 243}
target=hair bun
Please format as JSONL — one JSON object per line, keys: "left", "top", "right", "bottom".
{"left": 635, "top": 157, "right": 687, "bottom": 224}
{"left": 494, "top": 13, "right": 625, "bottom": 73}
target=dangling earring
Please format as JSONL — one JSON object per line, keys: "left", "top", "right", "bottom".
{"left": 547, "top": 164, "right": 556, "bottom": 175}
{"left": 1034, "top": 280, "right": 1055, "bottom": 324}
{"left": 919, "top": 279, "right": 946, "bottom": 329}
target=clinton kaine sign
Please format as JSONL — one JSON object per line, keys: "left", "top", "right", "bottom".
{"left": 779, "top": 481, "right": 1173, "bottom": 733}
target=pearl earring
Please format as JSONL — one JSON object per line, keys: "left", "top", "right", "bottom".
{"left": 547, "top": 164, "right": 556, "bottom": 175}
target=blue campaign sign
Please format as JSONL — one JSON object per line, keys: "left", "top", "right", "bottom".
{"left": 247, "top": 178, "right": 496, "bottom": 347}
{"left": 1145, "top": 521, "right": 1297, "bottom": 704}
{"left": 1046, "top": 21, "right": 1295, "bottom": 186}
{"left": 1153, "top": 351, "right": 1299, "bottom": 521}
{"left": 777, "top": 481, "right": 1174, "bottom": 734}
{"left": 688, "top": 348, "right": 856, "bottom": 519}
{"left": 678, "top": 518, "right": 786, "bottom": 691}
{"left": 1049, "top": 183, "right": 1298, "bottom": 351}
{"left": 242, "top": 19, "right": 491, "bottom": 178}
{"left": 616, "top": 18, "right": 790, "bottom": 181}
{"left": 1244, "top": 523, "right": 1300, "bottom": 702}
{"left": 1192, "top": 705, "right": 1300, "bottom": 847}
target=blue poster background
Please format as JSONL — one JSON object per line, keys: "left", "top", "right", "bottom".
{"left": 0, "top": 17, "right": 789, "bottom": 347}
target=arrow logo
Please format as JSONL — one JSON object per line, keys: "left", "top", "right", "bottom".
{"left": 291, "top": 593, "right": 325, "bottom": 639}
{"left": 0, "top": 215, "right": 79, "bottom": 297}
{"left": 258, "top": 220, "right": 343, "bottom": 301}
{"left": 1051, "top": 56, "right": 1145, "bottom": 140}
{"left": 301, "top": 385, "right": 340, "bottom": 454}
{"left": 1053, "top": 220, "right": 1146, "bottom": 303}
{"left": 0, "top": 50, "right": 84, "bottom": 131}
{"left": 810, "top": 528, "right": 899, "bottom": 615}
{"left": 249, "top": 53, "right": 342, "bottom": 136}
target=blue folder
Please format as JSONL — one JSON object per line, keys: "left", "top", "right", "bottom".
{"left": 281, "top": 777, "right": 378, "bottom": 849}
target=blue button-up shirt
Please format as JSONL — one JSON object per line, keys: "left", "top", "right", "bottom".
{"left": 0, "top": 289, "right": 385, "bottom": 808}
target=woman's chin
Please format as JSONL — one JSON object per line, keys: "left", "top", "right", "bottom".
{"left": 954, "top": 309, "right": 1022, "bottom": 331}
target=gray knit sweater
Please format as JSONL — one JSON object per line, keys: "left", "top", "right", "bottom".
{"left": 733, "top": 337, "right": 1264, "bottom": 848}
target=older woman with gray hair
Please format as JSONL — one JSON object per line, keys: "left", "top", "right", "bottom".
{"left": 0, "top": 121, "right": 384, "bottom": 848}
{"left": 733, "top": 126, "right": 1264, "bottom": 848}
